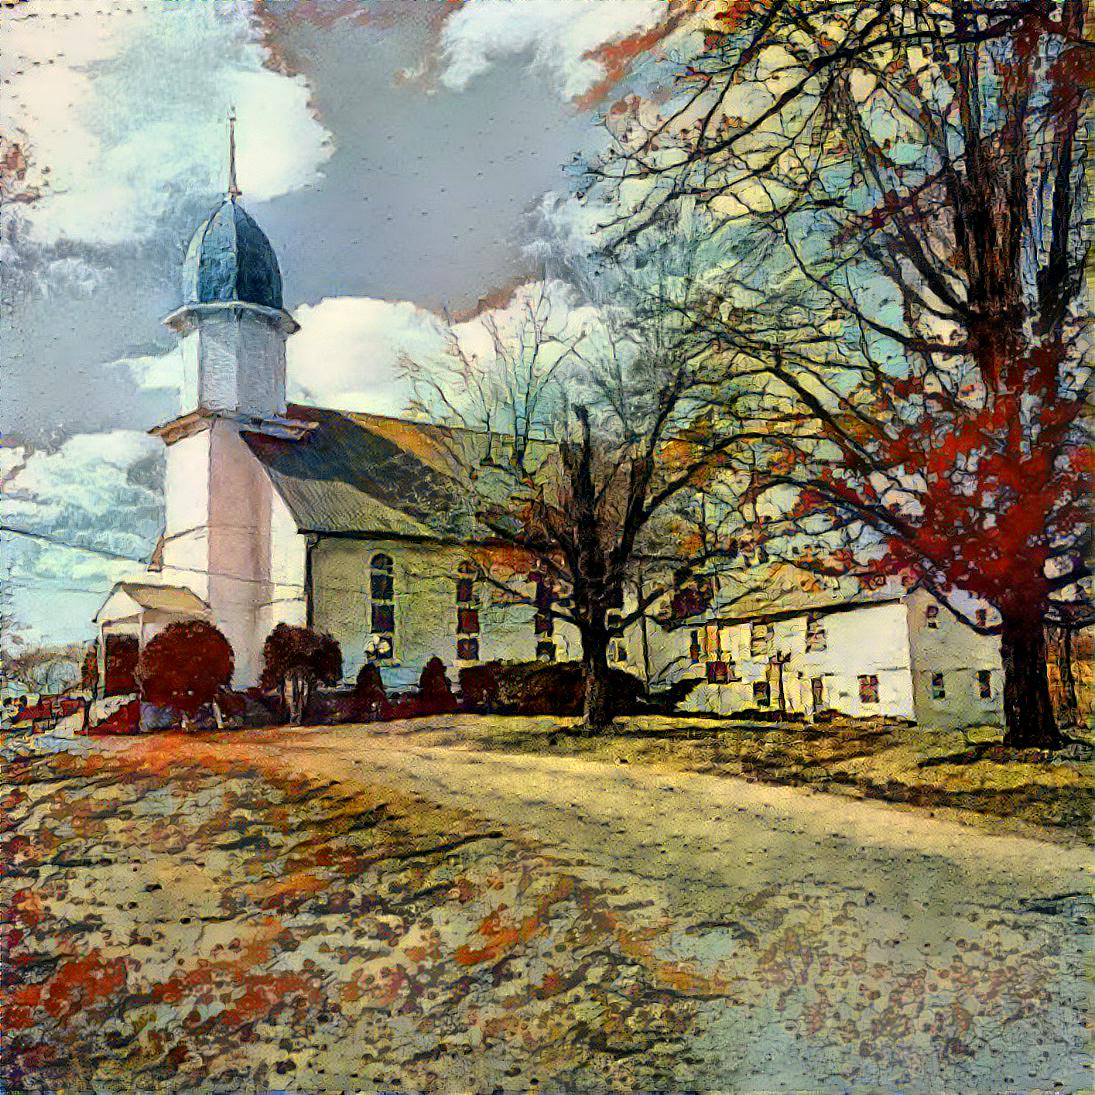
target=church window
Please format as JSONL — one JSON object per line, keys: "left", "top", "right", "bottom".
{"left": 456, "top": 562, "right": 480, "bottom": 662}
{"left": 925, "top": 604, "right": 939, "bottom": 629}
{"left": 371, "top": 554, "right": 394, "bottom": 601}
{"left": 370, "top": 553, "right": 395, "bottom": 658}
{"left": 977, "top": 669, "right": 992, "bottom": 699}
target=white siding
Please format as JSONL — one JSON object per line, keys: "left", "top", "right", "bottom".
{"left": 671, "top": 601, "right": 917, "bottom": 720}
{"left": 161, "top": 429, "right": 211, "bottom": 598}
{"left": 906, "top": 588, "right": 1003, "bottom": 729}
{"left": 311, "top": 539, "right": 581, "bottom": 690}
{"left": 191, "top": 308, "right": 287, "bottom": 418}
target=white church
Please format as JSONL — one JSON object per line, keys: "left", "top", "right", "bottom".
{"left": 95, "top": 142, "right": 1009, "bottom": 730}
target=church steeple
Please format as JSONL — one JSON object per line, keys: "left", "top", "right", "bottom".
{"left": 161, "top": 114, "right": 298, "bottom": 419}
{"left": 227, "top": 108, "right": 242, "bottom": 201}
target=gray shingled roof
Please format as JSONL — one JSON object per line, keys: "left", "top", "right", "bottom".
{"left": 242, "top": 406, "right": 485, "bottom": 539}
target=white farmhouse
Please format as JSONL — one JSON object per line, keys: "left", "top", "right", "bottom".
{"left": 645, "top": 565, "right": 1005, "bottom": 729}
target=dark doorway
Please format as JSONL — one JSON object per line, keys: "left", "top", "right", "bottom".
{"left": 104, "top": 634, "right": 139, "bottom": 697}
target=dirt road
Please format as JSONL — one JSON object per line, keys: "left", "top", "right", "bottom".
{"left": 187, "top": 726, "right": 1093, "bottom": 1091}
{"left": 7, "top": 724, "right": 1090, "bottom": 1092}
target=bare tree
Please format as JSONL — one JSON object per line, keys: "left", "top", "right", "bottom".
{"left": 405, "top": 275, "right": 748, "bottom": 731}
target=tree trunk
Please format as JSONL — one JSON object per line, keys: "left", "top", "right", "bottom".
{"left": 1057, "top": 627, "right": 1079, "bottom": 729}
{"left": 581, "top": 627, "right": 614, "bottom": 734}
{"left": 1000, "top": 614, "right": 1061, "bottom": 749}
{"left": 285, "top": 670, "right": 309, "bottom": 725}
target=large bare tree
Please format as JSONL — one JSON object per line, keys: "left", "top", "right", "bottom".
{"left": 405, "top": 275, "right": 747, "bottom": 731}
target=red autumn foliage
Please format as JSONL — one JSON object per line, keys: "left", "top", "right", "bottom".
{"left": 136, "top": 622, "right": 234, "bottom": 718}
{"left": 260, "top": 624, "right": 342, "bottom": 725}
{"left": 606, "top": 0, "right": 1090, "bottom": 748}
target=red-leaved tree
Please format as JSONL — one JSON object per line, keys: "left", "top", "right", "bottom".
{"left": 598, "top": 0, "right": 1091, "bottom": 747}
{"left": 136, "top": 621, "right": 234, "bottom": 725}
{"left": 260, "top": 624, "right": 342, "bottom": 725}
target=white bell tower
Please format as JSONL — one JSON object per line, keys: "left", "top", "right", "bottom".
{"left": 149, "top": 111, "right": 306, "bottom": 685}
{"left": 162, "top": 110, "right": 298, "bottom": 420}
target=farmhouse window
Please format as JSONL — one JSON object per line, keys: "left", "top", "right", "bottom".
{"left": 752, "top": 679, "right": 771, "bottom": 707}
{"left": 977, "top": 670, "right": 992, "bottom": 699}
{"left": 536, "top": 640, "right": 556, "bottom": 662}
{"left": 606, "top": 611, "right": 628, "bottom": 664}
{"left": 707, "top": 660, "right": 729, "bottom": 684}
{"left": 858, "top": 674, "right": 880, "bottom": 704}
{"left": 689, "top": 630, "right": 702, "bottom": 663}
{"left": 926, "top": 605, "right": 939, "bottom": 629}
{"left": 931, "top": 672, "right": 946, "bottom": 699}
{"left": 750, "top": 621, "right": 772, "bottom": 658}
{"left": 805, "top": 614, "right": 827, "bottom": 652}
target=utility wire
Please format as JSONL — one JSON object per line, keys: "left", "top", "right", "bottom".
{"left": 0, "top": 523, "right": 541, "bottom": 604}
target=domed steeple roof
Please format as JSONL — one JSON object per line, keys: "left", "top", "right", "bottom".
{"left": 181, "top": 198, "right": 284, "bottom": 311}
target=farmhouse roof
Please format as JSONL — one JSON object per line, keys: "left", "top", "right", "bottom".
{"left": 706, "top": 563, "right": 910, "bottom": 624}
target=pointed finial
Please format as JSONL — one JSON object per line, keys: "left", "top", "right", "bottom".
{"left": 227, "top": 108, "right": 241, "bottom": 200}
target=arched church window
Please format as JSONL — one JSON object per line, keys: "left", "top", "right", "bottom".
{"left": 456, "top": 561, "right": 480, "bottom": 661}
{"left": 369, "top": 553, "right": 395, "bottom": 659}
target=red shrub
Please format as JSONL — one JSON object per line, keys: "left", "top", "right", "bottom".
{"left": 260, "top": 624, "right": 342, "bottom": 724}
{"left": 136, "top": 621, "right": 234, "bottom": 718}
{"left": 418, "top": 657, "right": 458, "bottom": 715}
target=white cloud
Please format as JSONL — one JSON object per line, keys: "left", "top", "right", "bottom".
{"left": 114, "top": 350, "right": 184, "bottom": 395}
{"left": 285, "top": 283, "right": 603, "bottom": 421}
{"left": 439, "top": 0, "right": 667, "bottom": 98}
{"left": 2, "top": 431, "right": 162, "bottom": 563}
{"left": 1, "top": 430, "right": 164, "bottom": 645}
{"left": 3, "top": 5, "right": 331, "bottom": 246}
{"left": 287, "top": 296, "right": 449, "bottom": 416}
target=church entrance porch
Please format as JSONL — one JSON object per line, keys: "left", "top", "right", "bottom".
{"left": 94, "top": 581, "right": 211, "bottom": 699}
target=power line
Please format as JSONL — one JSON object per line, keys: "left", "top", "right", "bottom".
{"left": 1, "top": 523, "right": 526, "bottom": 603}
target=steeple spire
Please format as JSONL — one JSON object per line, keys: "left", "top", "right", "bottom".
{"left": 227, "top": 108, "right": 242, "bottom": 200}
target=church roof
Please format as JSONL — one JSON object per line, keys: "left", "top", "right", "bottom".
{"left": 242, "top": 406, "right": 485, "bottom": 540}
{"left": 181, "top": 198, "right": 283, "bottom": 310}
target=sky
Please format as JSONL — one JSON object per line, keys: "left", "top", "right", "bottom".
{"left": 1, "top": 0, "right": 693, "bottom": 649}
